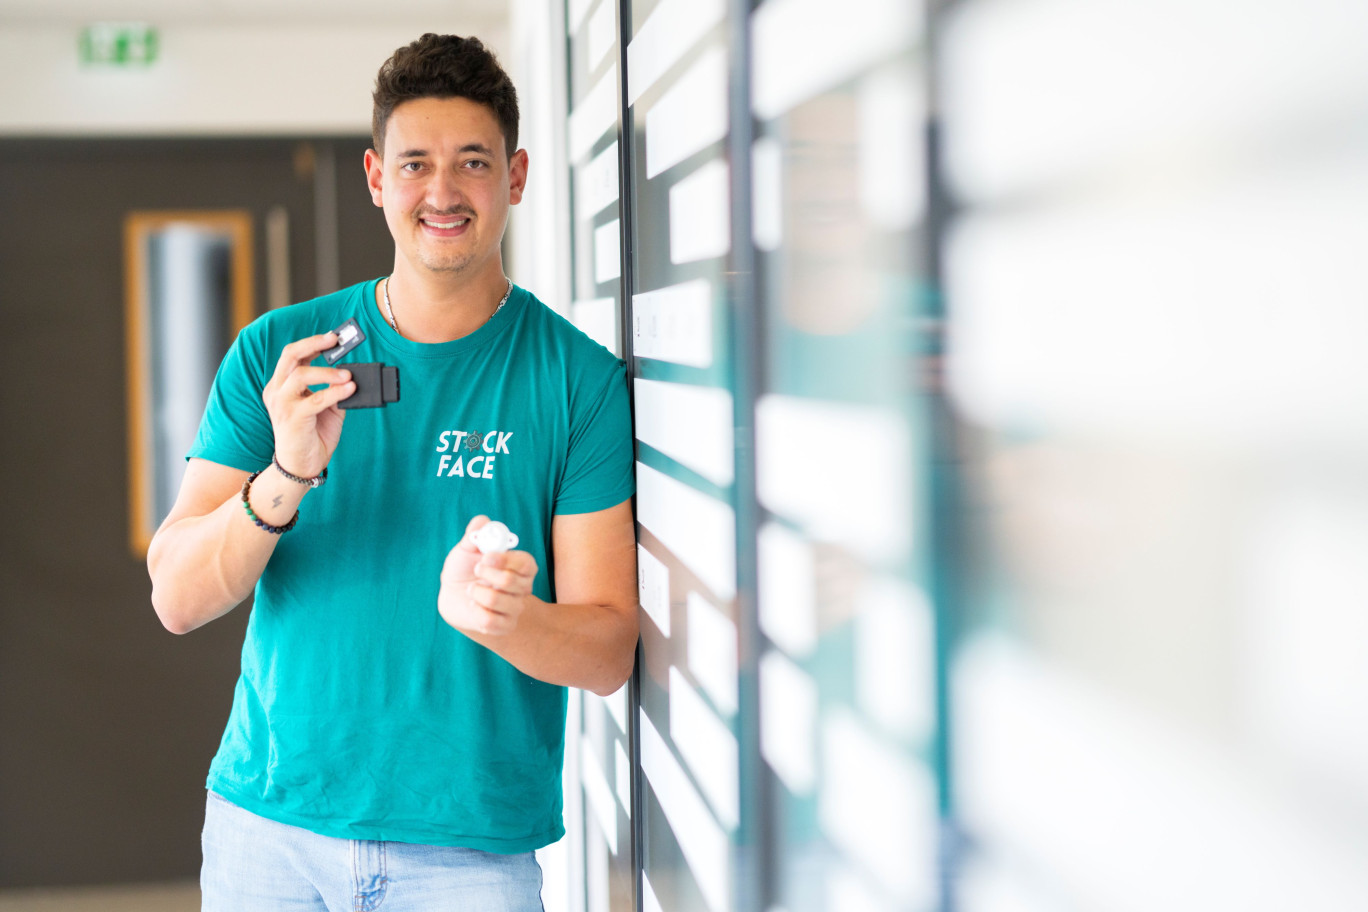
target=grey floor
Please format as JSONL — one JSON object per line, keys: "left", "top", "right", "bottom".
{"left": 0, "top": 883, "right": 199, "bottom": 912}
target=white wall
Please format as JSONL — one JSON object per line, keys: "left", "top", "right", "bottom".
{"left": 0, "top": 21, "right": 509, "bottom": 136}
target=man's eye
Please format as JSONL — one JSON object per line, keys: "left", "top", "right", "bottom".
{"left": 465, "top": 160, "right": 489, "bottom": 170}
{"left": 400, "top": 162, "right": 424, "bottom": 172}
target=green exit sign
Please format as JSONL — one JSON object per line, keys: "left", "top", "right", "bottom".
{"left": 80, "top": 23, "right": 159, "bottom": 66}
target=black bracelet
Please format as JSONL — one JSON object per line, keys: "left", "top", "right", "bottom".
{"left": 272, "top": 453, "right": 328, "bottom": 487}
{"left": 242, "top": 470, "right": 300, "bottom": 534}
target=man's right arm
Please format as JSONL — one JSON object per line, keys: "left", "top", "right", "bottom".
{"left": 147, "top": 332, "right": 354, "bottom": 634}
{"left": 147, "top": 459, "right": 313, "bottom": 633}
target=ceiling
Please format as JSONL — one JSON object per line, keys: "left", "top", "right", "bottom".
{"left": 0, "top": 0, "right": 507, "bottom": 27}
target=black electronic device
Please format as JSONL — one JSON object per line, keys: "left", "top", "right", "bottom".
{"left": 339, "top": 363, "right": 400, "bottom": 409}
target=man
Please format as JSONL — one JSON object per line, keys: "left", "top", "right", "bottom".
{"left": 147, "top": 33, "right": 638, "bottom": 911}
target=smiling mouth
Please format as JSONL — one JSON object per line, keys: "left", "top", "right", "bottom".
{"left": 421, "top": 216, "right": 470, "bottom": 230}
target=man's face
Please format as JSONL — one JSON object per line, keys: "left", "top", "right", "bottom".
{"left": 365, "top": 96, "right": 527, "bottom": 280}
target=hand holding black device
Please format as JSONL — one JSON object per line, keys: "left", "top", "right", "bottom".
{"left": 321, "top": 318, "right": 401, "bottom": 409}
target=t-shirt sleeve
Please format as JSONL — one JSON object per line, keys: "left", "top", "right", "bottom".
{"left": 555, "top": 358, "right": 635, "bottom": 515}
{"left": 186, "top": 322, "right": 275, "bottom": 472}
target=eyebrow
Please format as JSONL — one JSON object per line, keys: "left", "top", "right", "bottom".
{"left": 395, "top": 143, "right": 496, "bottom": 159}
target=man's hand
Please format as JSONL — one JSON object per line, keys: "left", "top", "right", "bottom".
{"left": 439, "top": 515, "right": 541, "bottom": 636}
{"left": 261, "top": 332, "right": 355, "bottom": 478}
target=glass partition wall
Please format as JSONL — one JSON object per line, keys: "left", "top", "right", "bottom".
{"left": 556, "top": 0, "right": 940, "bottom": 910}
{"left": 538, "top": 0, "right": 1368, "bottom": 910}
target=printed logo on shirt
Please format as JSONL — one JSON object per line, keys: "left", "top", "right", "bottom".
{"left": 434, "top": 429, "right": 514, "bottom": 480}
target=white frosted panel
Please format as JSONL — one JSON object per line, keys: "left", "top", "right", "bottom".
{"left": 942, "top": 0, "right": 1368, "bottom": 202}
{"left": 858, "top": 61, "right": 925, "bottom": 231}
{"left": 643, "top": 871, "right": 665, "bottom": 912}
{"left": 757, "top": 522, "right": 817, "bottom": 658}
{"left": 669, "top": 158, "right": 732, "bottom": 264}
{"left": 581, "top": 739, "right": 619, "bottom": 855}
{"left": 687, "top": 591, "right": 738, "bottom": 717}
{"left": 640, "top": 710, "right": 732, "bottom": 912}
{"left": 576, "top": 141, "right": 620, "bottom": 222}
{"left": 945, "top": 160, "right": 1368, "bottom": 443}
{"left": 819, "top": 709, "right": 937, "bottom": 905}
{"left": 571, "top": 297, "right": 618, "bottom": 356}
{"left": 594, "top": 219, "right": 621, "bottom": 283}
{"left": 856, "top": 577, "right": 935, "bottom": 742}
{"left": 956, "top": 635, "right": 1368, "bottom": 911}
{"left": 568, "top": 66, "right": 618, "bottom": 164}
{"left": 645, "top": 45, "right": 728, "bottom": 178}
{"left": 601, "top": 681, "right": 628, "bottom": 734}
{"left": 615, "top": 739, "right": 632, "bottom": 818}
{"left": 1246, "top": 491, "right": 1368, "bottom": 795}
{"left": 638, "top": 544, "right": 671, "bottom": 636}
{"left": 632, "top": 279, "right": 713, "bottom": 367}
{"left": 759, "top": 649, "right": 818, "bottom": 794}
{"left": 587, "top": 823, "right": 610, "bottom": 912}
{"left": 634, "top": 378, "right": 735, "bottom": 486}
{"left": 637, "top": 462, "right": 736, "bottom": 601}
{"left": 626, "top": 0, "right": 727, "bottom": 105}
{"left": 752, "top": 137, "right": 783, "bottom": 252}
{"left": 586, "top": 0, "right": 616, "bottom": 72}
{"left": 752, "top": 0, "right": 920, "bottom": 120}
{"left": 670, "top": 666, "right": 740, "bottom": 829}
{"left": 828, "top": 864, "right": 894, "bottom": 912}
{"left": 568, "top": 0, "right": 597, "bottom": 34}
{"left": 756, "top": 396, "right": 912, "bottom": 565}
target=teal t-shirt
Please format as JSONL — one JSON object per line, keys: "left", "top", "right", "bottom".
{"left": 188, "top": 279, "right": 634, "bottom": 851}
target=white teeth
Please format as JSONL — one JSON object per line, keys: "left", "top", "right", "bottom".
{"left": 425, "top": 218, "right": 467, "bottom": 229}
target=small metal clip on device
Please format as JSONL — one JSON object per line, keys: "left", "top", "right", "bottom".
{"left": 321, "top": 318, "right": 401, "bottom": 409}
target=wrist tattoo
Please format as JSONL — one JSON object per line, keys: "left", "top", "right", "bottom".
{"left": 272, "top": 495, "right": 284, "bottom": 509}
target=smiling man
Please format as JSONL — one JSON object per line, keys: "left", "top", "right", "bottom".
{"left": 146, "top": 34, "right": 638, "bottom": 911}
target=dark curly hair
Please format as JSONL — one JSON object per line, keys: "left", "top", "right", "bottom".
{"left": 372, "top": 34, "right": 520, "bottom": 158}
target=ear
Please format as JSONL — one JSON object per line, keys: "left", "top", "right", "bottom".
{"left": 364, "top": 148, "right": 384, "bottom": 208}
{"left": 508, "top": 149, "right": 529, "bottom": 206}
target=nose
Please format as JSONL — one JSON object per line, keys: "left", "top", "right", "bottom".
{"left": 425, "top": 166, "right": 466, "bottom": 213}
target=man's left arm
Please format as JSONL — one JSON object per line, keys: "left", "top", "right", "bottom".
{"left": 439, "top": 500, "right": 639, "bottom": 696}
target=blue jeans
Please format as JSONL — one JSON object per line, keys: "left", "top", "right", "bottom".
{"left": 201, "top": 791, "right": 546, "bottom": 911}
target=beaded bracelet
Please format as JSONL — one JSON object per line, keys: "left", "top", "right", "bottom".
{"left": 272, "top": 453, "right": 327, "bottom": 487}
{"left": 241, "top": 470, "right": 300, "bottom": 534}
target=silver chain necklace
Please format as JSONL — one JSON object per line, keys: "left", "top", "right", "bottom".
{"left": 382, "top": 275, "right": 513, "bottom": 338}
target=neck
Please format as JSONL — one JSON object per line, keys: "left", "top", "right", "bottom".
{"left": 378, "top": 264, "right": 511, "bottom": 343}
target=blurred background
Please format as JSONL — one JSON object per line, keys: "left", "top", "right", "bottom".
{"left": 2, "top": 0, "right": 1367, "bottom": 910}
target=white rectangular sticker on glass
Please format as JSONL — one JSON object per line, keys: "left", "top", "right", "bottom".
{"left": 576, "top": 141, "right": 619, "bottom": 223}
{"left": 581, "top": 739, "right": 619, "bottom": 855}
{"left": 636, "top": 462, "right": 735, "bottom": 601}
{"left": 627, "top": 0, "right": 726, "bottom": 106}
{"left": 632, "top": 279, "right": 713, "bottom": 367}
{"left": 670, "top": 158, "right": 731, "bottom": 264}
{"left": 856, "top": 576, "right": 936, "bottom": 742}
{"left": 751, "top": 0, "right": 921, "bottom": 121}
{"left": 759, "top": 649, "right": 818, "bottom": 794}
{"left": 637, "top": 544, "right": 671, "bottom": 636}
{"left": 568, "top": 66, "right": 619, "bottom": 164}
{"left": 633, "top": 378, "right": 734, "bottom": 486}
{"left": 586, "top": 0, "right": 616, "bottom": 73}
{"left": 645, "top": 45, "right": 728, "bottom": 178}
{"left": 594, "top": 219, "right": 621, "bottom": 284}
{"left": 757, "top": 521, "right": 817, "bottom": 657}
{"left": 756, "top": 395, "right": 912, "bottom": 565}
{"left": 687, "top": 591, "right": 738, "bottom": 716}
{"left": 670, "top": 666, "right": 739, "bottom": 829}
{"left": 640, "top": 710, "right": 731, "bottom": 912}
{"left": 615, "top": 739, "right": 632, "bottom": 818}
{"left": 819, "top": 709, "right": 938, "bottom": 905}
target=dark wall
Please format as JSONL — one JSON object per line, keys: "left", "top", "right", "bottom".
{"left": 0, "top": 137, "right": 391, "bottom": 887}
